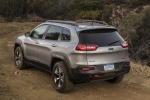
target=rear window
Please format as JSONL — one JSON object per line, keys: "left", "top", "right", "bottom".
{"left": 79, "top": 29, "right": 124, "bottom": 47}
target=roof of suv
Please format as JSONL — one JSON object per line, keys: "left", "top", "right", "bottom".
{"left": 45, "top": 20, "right": 116, "bottom": 31}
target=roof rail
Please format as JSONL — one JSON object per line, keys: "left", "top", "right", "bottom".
{"left": 45, "top": 20, "right": 78, "bottom": 26}
{"left": 76, "top": 19, "right": 108, "bottom": 25}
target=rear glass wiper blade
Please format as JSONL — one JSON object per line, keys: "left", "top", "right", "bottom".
{"left": 108, "top": 40, "right": 120, "bottom": 45}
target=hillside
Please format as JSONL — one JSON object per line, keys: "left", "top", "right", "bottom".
{"left": 0, "top": 0, "right": 149, "bottom": 21}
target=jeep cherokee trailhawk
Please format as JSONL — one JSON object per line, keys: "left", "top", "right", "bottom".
{"left": 14, "top": 20, "right": 130, "bottom": 93}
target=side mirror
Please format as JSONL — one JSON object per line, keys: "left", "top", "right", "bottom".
{"left": 25, "top": 31, "right": 30, "bottom": 37}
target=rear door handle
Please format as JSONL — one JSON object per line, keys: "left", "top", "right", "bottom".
{"left": 52, "top": 44, "right": 57, "bottom": 47}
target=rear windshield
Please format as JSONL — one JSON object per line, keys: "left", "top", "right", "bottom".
{"left": 79, "top": 29, "right": 124, "bottom": 47}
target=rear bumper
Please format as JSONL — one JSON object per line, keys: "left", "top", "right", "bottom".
{"left": 71, "top": 62, "right": 130, "bottom": 83}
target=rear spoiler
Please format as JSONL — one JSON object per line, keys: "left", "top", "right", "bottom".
{"left": 78, "top": 28, "right": 117, "bottom": 34}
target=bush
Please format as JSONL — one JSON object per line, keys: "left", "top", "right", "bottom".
{"left": 118, "top": 13, "right": 141, "bottom": 38}
{"left": 26, "top": 14, "right": 44, "bottom": 22}
{"left": 77, "top": 1, "right": 104, "bottom": 11}
{"left": 102, "top": 4, "right": 116, "bottom": 23}
{"left": 76, "top": 10, "right": 102, "bottom": 20}
{"left": 118, "top": 7, "right": 150, "bottom": 65}
{"left": 133, "top": 7, "right": 150, "bottom": 62}
{"left": 135, "top": 6, "right": 144, "bottom": 13}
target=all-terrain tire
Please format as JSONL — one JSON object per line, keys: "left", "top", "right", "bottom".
{"left": 14, "top": 46, "right": 27, "bottom": 70}
{"left": 52, "top": 61, "right": 73, "bottom": 93}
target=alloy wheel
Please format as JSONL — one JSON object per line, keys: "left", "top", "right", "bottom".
{"left": 15, "top": 49, "right": 22, "bottom": 66}
{"left": 53, "top": 66, "right": 65, "bottom": 88}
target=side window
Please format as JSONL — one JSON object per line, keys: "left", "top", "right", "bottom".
{"left": 45, "top": 25, "right": 62, "bottom": 40}
{"left": 30, "top": 25, "right": 49, "bottom": 39}
{"left": 61, "top": 28, "right": 71, "bottom": 41}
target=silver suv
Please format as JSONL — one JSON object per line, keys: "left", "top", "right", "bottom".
{"left": 14, "top": 20, "right": 130, "bottom": 93}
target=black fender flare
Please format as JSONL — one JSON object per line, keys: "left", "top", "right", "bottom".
{"left": 51, "top": 52, "right": 74, "bottom": 81}
{"left": 14, "top": 42, "right": 24, "bottom": 53}
{"left": 14, "top": 42, "right": 26, "bottom": 59}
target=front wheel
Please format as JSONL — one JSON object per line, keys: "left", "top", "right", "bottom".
{"left": 52, "top": 61, "right": 73, "bottom": 93}
{"left": 14, "top": 46, "right": 27, "bottom": 70}
{"left": 106, "top": 75, "right": 124, "bottom": 84}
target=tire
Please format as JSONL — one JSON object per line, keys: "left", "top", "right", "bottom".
{"left": 14, "top": 46, "right": 27, "bottom": 70}
{"left": 106, "top": 75, "right": 124, "bottom": 84}
{"left": 52, "top": 61, "right": 73, "bottom": 93}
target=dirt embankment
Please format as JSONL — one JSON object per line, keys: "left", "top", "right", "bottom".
{"left": 0, "top": 23, "right": 150, "bottom": 100}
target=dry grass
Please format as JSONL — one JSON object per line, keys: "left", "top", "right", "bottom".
{"left": 0, "top": 22, "right": 40, "bottom": 37}
{"left": 131, "top": 62, "right": 150, "bottom": 77}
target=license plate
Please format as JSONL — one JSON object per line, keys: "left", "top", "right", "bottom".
{"left": 104, "top": 64, "right": 115, "bottom": 71}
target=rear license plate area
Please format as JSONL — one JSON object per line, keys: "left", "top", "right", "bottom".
{"left": 104, "top": 64, "right": 115, "bottom": 71}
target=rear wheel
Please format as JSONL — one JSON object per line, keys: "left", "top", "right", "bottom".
{"left": 14, "top": 46, "right": 27, "bottom": 70}
{"left": 52, "top": 61, "right": 73, "bottom": 93}
{"left": 106, "top": 75, "right": 124, "bottom": 84}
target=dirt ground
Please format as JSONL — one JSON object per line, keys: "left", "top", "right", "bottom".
{"left": 0, "top": 23, "right": 150, "bottom": 100}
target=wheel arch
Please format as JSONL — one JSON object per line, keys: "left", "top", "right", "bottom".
{"left": 14, "top": 42, "right": 24, "bottom": 52}
{"left": 14, "top": 42, "right": 26, "bottom": 59}
{"left": 50, "top": 53, "right": 74, "bottom": 81}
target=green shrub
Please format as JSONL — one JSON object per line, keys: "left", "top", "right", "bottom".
{"left": 77, "top": 1, "right": 104, "bottom": 11}
{"left": 102, "top": 4, "right": 116, "bottom": 23}
{"left": 119, "top": 7, "right": 150, "bottom": 64}
{"left": 76, "top": 10, "right": 102, "bottom": 20}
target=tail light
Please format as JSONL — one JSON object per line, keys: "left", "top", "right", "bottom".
{"left": 81, "top": 67, "right": 95, "bottom": 71}
{"left": 121, "top": 42, "right": 128, "bottom": 48}
{"left": 76, "top": 44, "right": 98, "bottom": 51}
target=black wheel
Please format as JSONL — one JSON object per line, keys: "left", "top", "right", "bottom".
{"left": 106, "top": 75, "right": 124, "bottom": 84}
{"left": 52, "top": 61, "right": 73, "bottom": 93}
{"left": 14, "top": 46, "right": 27, "bottom": 70}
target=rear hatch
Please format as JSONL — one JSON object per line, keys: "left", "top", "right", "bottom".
{"left": 77, "top": 29, "right": 129, "bottom": 66}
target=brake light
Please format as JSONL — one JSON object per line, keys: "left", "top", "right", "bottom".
{"left": 76, "top": 44, "right": 98, "bottom": 51}
{"left": 81, "top": 67, "right": 95, "bottom": 71}
{"left": 121, "top": 42, "right": 128, "bottom": 48}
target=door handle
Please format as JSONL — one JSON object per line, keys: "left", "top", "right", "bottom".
{"left": 52, "top": 44, "right": 57, "bottom": 47}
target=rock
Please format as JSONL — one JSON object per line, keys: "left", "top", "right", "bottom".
{"left": 14, "top": 71, "right": 19, "bottom": 75}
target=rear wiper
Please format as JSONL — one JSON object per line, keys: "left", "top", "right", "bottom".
{"left": 108, "top": 40, "right": 120, "bottom": 45}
